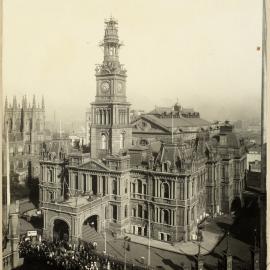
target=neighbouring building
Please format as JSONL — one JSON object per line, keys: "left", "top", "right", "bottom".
{"left": 3, "top": 96, "right": 46, "bottom": 182}
{"left": 131, "top": 104, "right": 218, "bottom": 146}
{"left": 39, "top": 18, "right": 247, "bottom": 244}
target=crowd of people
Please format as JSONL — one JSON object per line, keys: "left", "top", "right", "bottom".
{"left": 18, "top": 237, "right": 151, "bottom": 270}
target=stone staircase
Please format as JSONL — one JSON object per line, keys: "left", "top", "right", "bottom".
{"left": 82, "top": 224, "right": 103, "bottom": 243}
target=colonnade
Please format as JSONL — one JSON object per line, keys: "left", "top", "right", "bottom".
{"left": 95, "top": 108, "right": 111, "bottom": 125}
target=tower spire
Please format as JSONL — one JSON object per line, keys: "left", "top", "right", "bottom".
{"left": 42, "top": 95, "right": 45, "bottom": 109}
{"left": 24, "top": 95, "right": 28, "bottom": 108}
{"left": 101, "top": 17, "right": 122, "bottom": 64}
{"left": 13, "top": 96, "right": 17, "bottom": 109}
{"left": 32, "top": 95, "right": 36, "bottom": 108}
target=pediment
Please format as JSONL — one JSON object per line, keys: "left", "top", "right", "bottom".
{"left": 79, "top": 160, "right": 110, "bottom": 171}
{"left": 132, "top": 117, "right": 169, "bottom": 133}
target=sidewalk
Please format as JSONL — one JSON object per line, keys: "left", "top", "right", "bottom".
{"left": 125, "top": 218, "right": 227, "bottom": 256}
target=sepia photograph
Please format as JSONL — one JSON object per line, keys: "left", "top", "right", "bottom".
{"left": 1, "top": 1, "right": 268, "bottom": 269}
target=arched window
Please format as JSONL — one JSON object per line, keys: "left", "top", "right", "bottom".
{"left": 48, "top": 169, "right": 53, "bottom": 182}
{"left": 49, "top": 192, "right": 54, "bottom": 201}
{"left": 36, "top": 119, "right": 41, "bottom": 132}
{"left": 162, "top": 182, "right": 170, "bottom": 198}
{"left": 138, "top": 205, "right": 143, "bottom": 218}
{"left": 101, "top": 134, "right": 107, "bottom": 150}
{"left": 112, "top": 179, "right": 117, "bottom": 195}
{"left": 10, "top": 162, "right": 14, "bottom": 172}
{"left": 163, "top": 209, "right": 169, "bottom": 224}
{"left": 18, "top": 160, "right": 23, "bottom": 169}
{"left": 109, "top": 47, "right": 114, "bottom": 56}
{"left": 137, "top": 180, "right": 142, "bottom": 194}
{"left": 120, "top": 133, "right": 125, "bottom": 149}
{"left": 16, "top": 119, "right": 21, "bottom": 130}
{"left": 124, "top": 205, "right": 128, "bottom": 218}
{"left": 27, "top": 119, "right": 32, "bottom": 131}
{"left": 75, "top": 174, "right": 79, "bottom": 190}
{"left": 8, "top": 119, "right": 12, "bottom": 132}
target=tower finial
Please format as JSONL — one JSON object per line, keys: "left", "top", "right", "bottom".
{"left": 24, "top": 95, "right": 27, "bottom": 108}
{"left": 13, "top": 96, "right": 17, "bottom": 108}
{"left": 42, "top": 95, "right": 45, "bottom": 109}
{"left": 32, "top": 95, "right": 36, "bottom": 108}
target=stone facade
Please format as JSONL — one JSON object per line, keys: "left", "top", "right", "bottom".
{"left": 3, "top": 96, "right": 46, "bottom": 182}
{"left": 90, "top": 18, "right": 132, "bottom": 159}
{"left": 39, "top": 18, "right": 247, "bottom": 245}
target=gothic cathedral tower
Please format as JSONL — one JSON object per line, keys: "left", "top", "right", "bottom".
{"left": 90, "top": 18, "right": 132, "bottom": 158}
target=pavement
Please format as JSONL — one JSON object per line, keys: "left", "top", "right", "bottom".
{"left": 124, "top": 216, "right": 228, "bottom": 256}
{"left": 16, "top": 211, "right": 253, "bottom": 269}
{"left": 125, "top": 228, "right": 221, "bottom": 256}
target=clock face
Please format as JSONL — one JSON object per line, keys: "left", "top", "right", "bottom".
{"left": 101, "top": 81, "right": 110, "bottom": 93}
{"left": 117, "top": 82, "right": 123, "bottom": 94}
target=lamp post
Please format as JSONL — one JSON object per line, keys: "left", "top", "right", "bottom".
{"left": 103, "top": 219, "right": 107, "bottom": 254}
{"left": 124, "top": 236, "right": 131, "bottom": 270}
{"left": 148, "top": 202, "right": 152, "bottom": 267}
{"left": 197, "top": 225, "right": 204, "bottom": 270}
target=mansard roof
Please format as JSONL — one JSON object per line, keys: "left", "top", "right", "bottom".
{"left": 211, "top": 133, "right": 243, "bottom": 149}
{"left": 132, "top": 114, "right": 210, "bottom": 134}
{"left": 155, "top": 143, "right": 187, "bottom": 165}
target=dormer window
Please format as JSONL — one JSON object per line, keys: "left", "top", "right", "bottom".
{"left": 220, "top": 135, "right": 227, "bottom": 146}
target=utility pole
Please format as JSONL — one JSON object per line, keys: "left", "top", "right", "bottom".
{"left": 104, "top": 219, "right": 107, "bottom": 254}
{"left": 124, "top": 236, "right": 131, "bottom": 270}
{"left": 148, "top": 203, "right": 151, "bottom": 267}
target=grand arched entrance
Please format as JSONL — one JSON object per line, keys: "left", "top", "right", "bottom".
{"left": 53, "top": 219, "right": 69, "bottom": 242}
{"left": 81, "top": 215, "right": 101, "bottom": 243}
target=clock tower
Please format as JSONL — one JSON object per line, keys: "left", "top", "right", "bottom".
{"left": 90, "top": 18, "right": 132, "bottom": 158}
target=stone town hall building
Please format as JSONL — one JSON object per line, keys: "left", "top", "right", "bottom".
{"left": 39, "top": 18, "right": 246, "bottom": 244}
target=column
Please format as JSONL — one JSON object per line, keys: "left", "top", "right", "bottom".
{"left": 184, "top": 179, "right": 187, "bottom": 200}
{"left": 103, "top": 110, "right": 106, "bottom": 124}
{"left": 127, "top": 108, "right": 130, "bottom": 124}
{"left": 69, "top": 172, "right": 72, "bottom": 191}
{"left": 89, "top": 175, "right": 92, "bottom": 192}
{"left": 187, "top": 207, "right": 191, "bottom": 225}
{"left": 54, "top": 168, "right": 57, "bottom": 183}
{"left": 97, "top": 175, "right": 100, "bottom": 194}
{"left": 114, "top": 107, "right": 117, "bottom": 124}
{"left": 106, "top": 110, "right": 108, "bottom": 125}
{"left": 100, "top": 176, "right": 103, "bottom": 195}
{"left": 96, "top": 109, "right": 98, "bottom": 124}
{"left": 79, "top": 173, "right": 82, "bottom": 192}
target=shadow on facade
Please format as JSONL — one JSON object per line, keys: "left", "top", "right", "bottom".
{"left": 53, "top": 219, "right": 69, "bottom": 242}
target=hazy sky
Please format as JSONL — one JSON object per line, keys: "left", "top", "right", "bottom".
{"left": 3, "top": 0, "right": 263, "bottom": 123}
